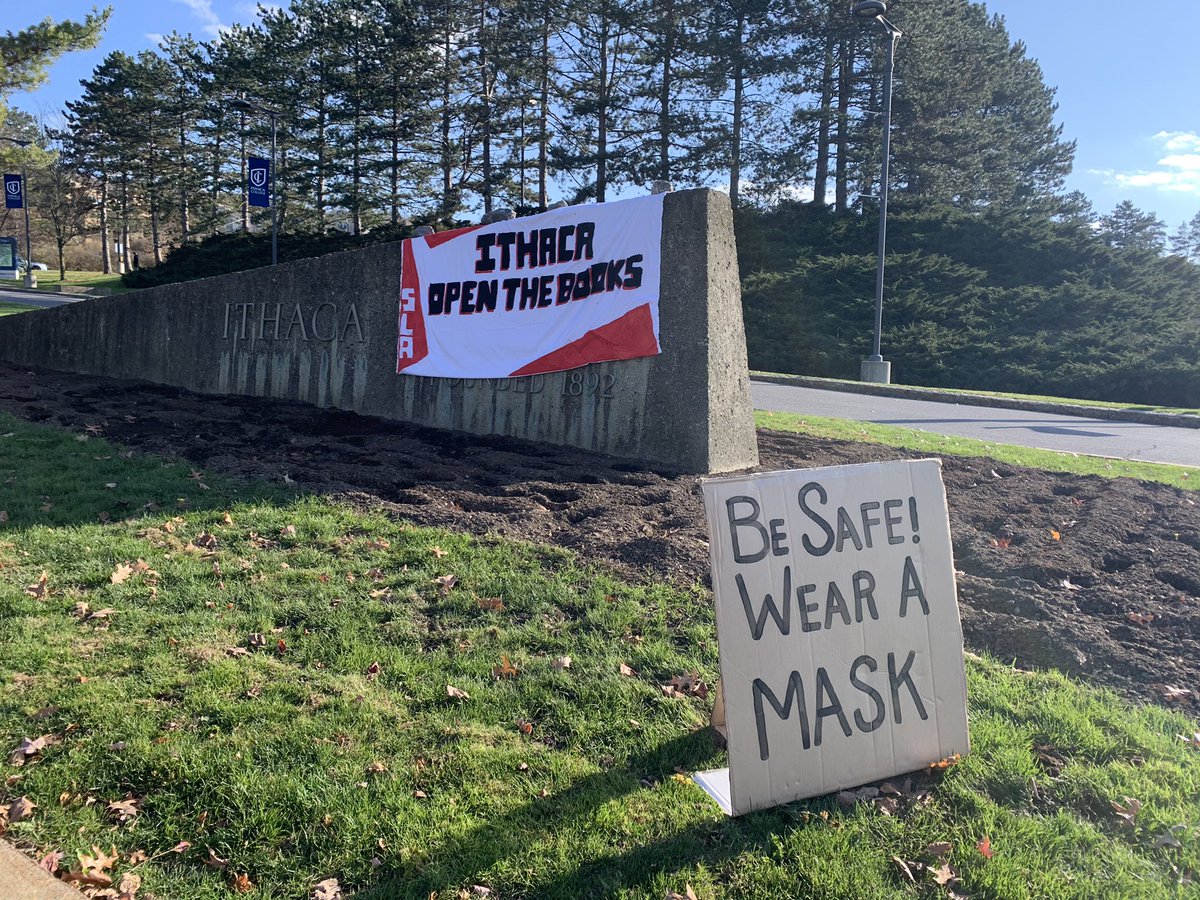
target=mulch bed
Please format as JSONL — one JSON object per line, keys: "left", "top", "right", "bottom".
{"left": 2, "top": 362, "right": 1198, "bottom": 712}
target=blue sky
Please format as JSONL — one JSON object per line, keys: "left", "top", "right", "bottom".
{"left": 10, "top": 1, "right": 1200, "bottom": 230}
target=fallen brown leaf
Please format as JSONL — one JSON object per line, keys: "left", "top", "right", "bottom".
{"left": 231, "top": 872, "right": 254, "bottom": 893}
{"left": 923, "top": 841, "right": 953, "bottom": 858}
{"left": 8, "top": 795, "right": 36, "bottom": 821}
{"left": 492, "top": 655, "right": 520, "bottom": 679}
{"left": 1111, "top": 797, "right": 1142, "bottom": 825}
{"left": 9, "top": 733, "right": 61, "bottom": 766}
{"left": 891, "top": 856, "right": 917, "bottom": 884}
{"left": 446, "top": 685, "right": 470, "bottom": 700}
{"left": 434, "top": 574, "right": 458, "bottom": 594}
{"left": 116, "top": 871, "right": 142, "bottom": 899}
{"left": 312, "top": 877, "right": 344, "bottom": 900}
{"left": 106, "top": 795, "right": 140, "bottom": 824}
{"left": 553, "top": 656, "right": 572, "bottom": 670}
{"left": 619, "top": 663, "right": 637, "bottom": 677}
{"left": 24, "top": 572, "right": 49, "bottom": 599}
{"left": 110, "top": 563, "right": 135, "bottom": 585}
{"left": 476, "top": 596, "right": 504, "bottom": 611}
{"left": 976, "top": 836, "right": 993, "bottom": 859}
{"left": 429, "top": 546, "right": 448, "bottom": 558}
{"left": 930, "top": 862, "right": 957, "bottom": 886}
{"left": 76, "top": 844, "right": 119, "bottom": 876}
{"left": 205, "top": 847, "right": 229, "bottom": 869}
{"left": 37, "top": 850, "right": 63, "bottom": 874}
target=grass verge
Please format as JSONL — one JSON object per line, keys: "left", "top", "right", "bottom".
{"left": 2, "top": 413, "right": 1200, "bottom": 898}
{"left": 1, "top": 271, "right": 130, "bottom": 294}
{"left": 752, "top": 372, "right": 1200, "bottom": 418}
{"left": 756, "top": 410, "right": 1199, "bottom": 492}
{"left": 0, "top": 302, "right": 36, "bottom": 317}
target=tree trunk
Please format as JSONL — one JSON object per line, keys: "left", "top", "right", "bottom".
{"left": 120, "top": 174, "right": 131, "bottom": 273}
{"left": 658, "top": 0, "right": 674, "bottom": 182}
{"left": 813, "top": 31, "right": 835, "bottom": 206}
{"left": 210, "top": 116, "right": 222, "bottom": 234}
{"left": 99, "top": 168, "right": 111, "bottom": 274}
{"left": 178, "top": 112, "right": 190, "bottom": 241}
{"left": 441, "top": 23, "right": 454, "bottom": 215}
{"left": 596, "top": 9, "right": 610, "bottom": 203}
{"left": 538, "top": 3, "right": 550, "bottom": 209}
{"left": 730, "top": 13, "right": 745, "bottom": 208}
{"left": 835, "top": 33, "right": 854, "bottom": 213}
{"left": 479, "top": 0, "right": 493, "bottom": 214}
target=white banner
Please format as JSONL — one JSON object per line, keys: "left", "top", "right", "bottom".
{"left": 396, "top": 193, "right": 665, "bottom": 378}
{"left": 696, "top": 459, "right": 970, "bottom": 816}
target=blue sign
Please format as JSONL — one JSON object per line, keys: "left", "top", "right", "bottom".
{"left": 4, "top": 174, "right": 23, "bottom": 209}
{"left": 248, "top": 157, "right": 270, "bottom": 208}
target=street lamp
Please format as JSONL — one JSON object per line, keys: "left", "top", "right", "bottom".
{"left": 228, "top": 97, "right": 280, "bottom": 266}
{"left": 0, "top": 136, "right": 36, "bottom": 288}
{"left": 851, "top": 0, "right": 902, "bottom": 384}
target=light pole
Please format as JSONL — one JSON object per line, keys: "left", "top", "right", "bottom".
{"left": 0, "top": 137, "right": 36, "bottom": 288}
{"left": 228, "top": 97, "right": 279, "bottom": 266}
{"left": 852, "top": 0, "right": 902, "bottom": 384}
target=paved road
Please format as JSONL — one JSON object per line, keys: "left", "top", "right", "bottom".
{"left": 751, "top": 381, "right": 1198, "bottom": 468}
{"left": 0, "top": 288, "right": 81, "bottom": 308}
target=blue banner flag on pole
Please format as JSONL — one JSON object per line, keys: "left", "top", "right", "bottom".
{"left": 248, "top": 157, "right": 270, "bottom": 208}
{"left": 4, "top": 174, "right": 23, "bottom": 209}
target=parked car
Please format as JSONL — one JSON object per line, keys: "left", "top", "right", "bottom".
{"left": 16, "top": 256, "right": 48, "bottom": 271}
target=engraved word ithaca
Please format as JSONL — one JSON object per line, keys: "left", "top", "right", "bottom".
{"left": 222, "top": 302, "right": 365, "bottom": 343}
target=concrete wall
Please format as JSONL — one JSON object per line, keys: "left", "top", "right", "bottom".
{"left": 0, "top": 188, "right": 758, "bottom": 473}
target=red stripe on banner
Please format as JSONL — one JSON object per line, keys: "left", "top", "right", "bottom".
{"left": 423, "top": 223, "right": 483, "bottom": 249}
{"left": 508, "top": 304, "right": 659, "bottom": 377}
{"left": 396, "top": 239, "right": 429, "bottom": 372}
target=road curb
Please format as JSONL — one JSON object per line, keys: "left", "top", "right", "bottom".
{"left": 751, "top": 374, "right": 1200, "bottom": 431}
{"left": 0, "top": 840, "right": 85, "bottom": 899}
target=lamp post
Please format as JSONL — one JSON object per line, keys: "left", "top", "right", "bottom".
{"left": 851, "top": 0, "right": 902, "bottom": 385}
{"left": 0, "top": 137, "right": 35, "bottom": 288}
{"left": 228, "top": 97, "right": 279, "bottom": 266}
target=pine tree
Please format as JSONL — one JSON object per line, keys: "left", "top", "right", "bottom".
{"left": 858, "top": 0, "right": 1074, "bottom": 210}
{"left": 1099, "top": 200, "right": 1166, "bottom": 254}
{"left": 1168, "top": 211, "right": 1200, "bottom": 262}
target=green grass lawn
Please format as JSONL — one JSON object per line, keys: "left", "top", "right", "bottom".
{"left": 0, "top": 301, "right": 36, "bottom": 317}
{"left": 3, "top": 413, "right": 1200, "bottom": 898}
{"left": 756, "top": 410, "right": 1199, "bottom": 492}
{"left": 0, "top": 270, "right": 130, "bottom": 294}
{"left": 753, "top": 372, "right": 1200, "bottom": 418}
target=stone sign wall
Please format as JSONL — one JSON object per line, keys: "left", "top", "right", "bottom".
{"left": 0, "top": 188, "right": 758, "bottom": 473}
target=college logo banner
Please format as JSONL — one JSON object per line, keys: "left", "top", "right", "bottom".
{"left": 248, "top": 157, "right": 270, "bottom": 208}
{"left": 396, "top": 193, "right": 664, "bottom": 378}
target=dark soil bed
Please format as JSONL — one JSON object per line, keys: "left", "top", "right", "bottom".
{"left": 2, "top": 362, "right": 1198, "bottom": 712}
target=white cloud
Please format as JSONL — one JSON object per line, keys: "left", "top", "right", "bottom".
{"left": 1102, "top": 132, "right": 1200, "bottom": 196}
{"left": 172, "top": 0, "right": 228, "bottom": 37}
{"left": 1154, "top": 131, "right": 1200, "bottom": 154}
{"left": 145, "top": 32, "right": 165, "bottom": 45}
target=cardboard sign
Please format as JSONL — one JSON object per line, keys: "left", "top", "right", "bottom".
{"left": 396, "top": 193, "right": 664, "bottom": 378}
{"left": 248, "top": 157, "right": 270, "bottom": 208}
{"left": 696, "top": 459, "right": 969, "bottom": 816}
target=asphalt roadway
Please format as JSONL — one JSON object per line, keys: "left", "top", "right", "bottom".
{"left": 0, "top": 288, "right": 80, "bottom": 308}
{"left": 751, "top": 381, "right": 1198, "bottom": 468}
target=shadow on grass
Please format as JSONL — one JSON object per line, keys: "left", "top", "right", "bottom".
{"left": 359, "top": 731, "right": 817, "bottom": 900}
{"left": 0, "top": 409, "right": 303, "bottom": 534}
